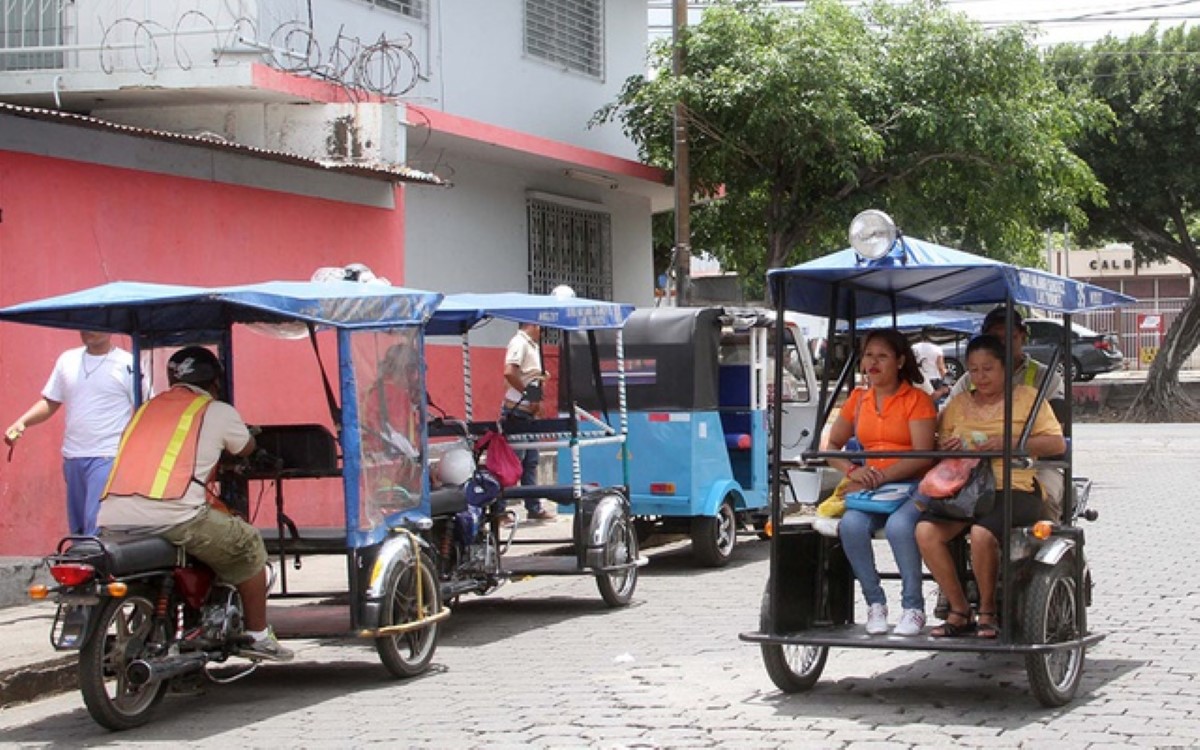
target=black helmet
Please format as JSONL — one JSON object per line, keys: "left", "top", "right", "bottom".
{"left": 168, "top": 346, "right": 223, "bottom": 387}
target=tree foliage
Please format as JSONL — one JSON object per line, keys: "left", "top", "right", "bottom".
{"left": 595, "top": 0, "right": 1104, "bottom": 275}
{"left": 1050, "top": 25, "right": 1200, "bottom": 420}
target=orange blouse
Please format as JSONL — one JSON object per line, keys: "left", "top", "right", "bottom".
{"left": 840, "top": 381, "right": 937, "bottom": 470}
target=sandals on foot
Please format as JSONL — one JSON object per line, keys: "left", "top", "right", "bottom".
{"left": 930, "top": 610, "right": 976, "bottom": 638}
{"left": 976, "top": 611, "right": 999, "bottom": 639}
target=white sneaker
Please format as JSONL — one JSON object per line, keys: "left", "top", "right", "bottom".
{"left": 865, "top": 603, "right": 889, "bottom": 635}
{"left": 239, "top": 628, "right": 294, "bottom": 662}
{"left": 894, "top": 608, "right": 927, "bottom": 636}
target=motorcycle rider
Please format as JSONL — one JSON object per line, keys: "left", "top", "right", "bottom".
{"left": 97, "top": 346, "right": 293, "bottom": 662}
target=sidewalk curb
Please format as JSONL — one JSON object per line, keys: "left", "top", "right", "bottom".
{"left": 0, "top": 655, "right": 75, "bottom": 709}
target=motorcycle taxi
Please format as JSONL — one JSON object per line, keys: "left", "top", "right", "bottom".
{"left": 3, "top": 280, "right": 450, "bottom": 729}
{"left": 740, "top": 211, "right": 1135, "bottom": 707}
{"left": 559, "top": 306, "right": 823, "bottom": 567}
{"left": 421, "top": 291, "right": 643, "bottom": 607}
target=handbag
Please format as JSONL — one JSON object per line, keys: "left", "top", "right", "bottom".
{"left": 475, "top": 430, "right": 522, "bottom": 488}
{"left": 917, "top": 456, "right": 979, "bottom": 498}
{"left": 843, "top": 482, "right": 918, "bottom": 515}
{"left": 922, "top": 460, "right": 996, "bottom": 520}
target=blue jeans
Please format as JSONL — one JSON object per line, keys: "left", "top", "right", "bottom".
{"left": 838, "top": 498, "right": 925, "bottom": 611}
{"left": 500, "top": 407, "right": 543, "bottom": 514}
{"left": 63, "top": 456, "right": 113, "bottom": 536}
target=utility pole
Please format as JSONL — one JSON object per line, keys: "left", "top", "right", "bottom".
{"left": 672, "top": 0, "right": 691, "bottom": 307}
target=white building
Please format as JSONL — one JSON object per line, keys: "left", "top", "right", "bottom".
{"left": 0, "top": 0, "right": 670, "bottom": 312}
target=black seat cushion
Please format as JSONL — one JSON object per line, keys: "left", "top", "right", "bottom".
{"left": 66, "top": 536, "right": 180, "bottom": 575}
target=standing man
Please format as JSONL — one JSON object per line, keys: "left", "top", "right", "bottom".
{"left": 912, "top": 328, "right": 950, "bottom": 401}
{"left": 501, "top": 322, "right": 553, "bottom": 521}
{"left": 99, "top": 346, "right": 292, "bottom": 661}
{"left": 5, "top": 331, "right": 139, "bottom": 536}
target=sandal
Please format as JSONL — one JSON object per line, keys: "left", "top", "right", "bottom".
{"left": 930, "top": 610, "right": 976, "bottom": 638}
{"left": 976, "top": 611, "right": 1000, "bottom": 639}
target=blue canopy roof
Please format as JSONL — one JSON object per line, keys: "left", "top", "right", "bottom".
{"left": 427, "top": 292, "right": 634, "bottom": 335}
{"left": 0, "top": 280, "right": 443, "bottom": 343}
{"left": 847, "top": 309, "right": 986, "bottom": 335}
{"left": 768, "top": 236, "right": 1137, "bottom": 318}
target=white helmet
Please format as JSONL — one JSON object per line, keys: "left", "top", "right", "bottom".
{"left": 436, "top": 448, "right": 475, "bottom": 486}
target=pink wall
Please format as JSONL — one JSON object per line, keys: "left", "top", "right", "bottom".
{"left": 0, "top": 149, "right": 408, "bottom": 555}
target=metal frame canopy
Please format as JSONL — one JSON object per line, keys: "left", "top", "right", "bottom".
{"left": 426, "top": 292, "right": 633, "bottom": 335}
{"left": 0, "top": 280, "right": 443, "bottom": 343}
{"left": 768, "top": 235, "right": 1136, "bottom": 317}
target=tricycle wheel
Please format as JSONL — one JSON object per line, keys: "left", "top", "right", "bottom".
{"left": 691, "top": 496, "right": 736, "bottom": 567}
{"left": 595, "top": 509, "right": 639, "bottom": 607}
{"left": 79, "top": 593, "right": 169, "bottom": 730}
{"left": 376, "top": 550, "right": 441, "bottom": 678}
{"left": 1022, "top": 557, "right": 1085, "bottom": 707}
{"left": 758, "top": 583, "right": 826, "bottom": 692}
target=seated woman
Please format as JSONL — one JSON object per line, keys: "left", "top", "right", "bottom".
{"left": 916, "top": 334, "right": 1065, "bottom": 638}
{"left": 829, "top": 329, "right": 937, "bottom": 636}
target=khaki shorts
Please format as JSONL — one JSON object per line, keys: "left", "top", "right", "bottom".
{"left": 163, "top": 505, "right": 266, "bottom": 585}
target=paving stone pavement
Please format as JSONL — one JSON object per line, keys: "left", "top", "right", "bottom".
{"left": 0, "top": 423, "right": 1198, "bottom": 748}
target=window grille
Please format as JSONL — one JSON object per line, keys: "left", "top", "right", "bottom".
{"left": 527, "top": 197, "right": 612, "bottom": 303}
{"left": 0, "top": 0, "right": 66, "bottom": 71}
{"left": 371, "top": 0, "right": 427, "bottom": 21}
{"left": 524, "top": 0, "right": 603, "bottom": 78}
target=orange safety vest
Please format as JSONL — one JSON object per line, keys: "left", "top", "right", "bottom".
{"left": 103, "top": 386, "right": 213, "bottom": 501}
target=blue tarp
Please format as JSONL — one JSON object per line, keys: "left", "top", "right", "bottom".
{"left": 427, "top": 292, "right": 634, "bottom": 335}
{"left": 768, "top": 236, "right": 1137, "bottom": 318}
{"left": 846, "top": 309, "right": 986, "bottom": 335}
{"left": 0, "top": 280, "right": 443, "bottom": 341}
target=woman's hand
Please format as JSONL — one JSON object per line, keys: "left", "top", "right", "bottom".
{"left": 938, "top": 434, "right": 965, "bottom": 452}
{"left": 848, "top": 464, "right": 884, "bottom": 490}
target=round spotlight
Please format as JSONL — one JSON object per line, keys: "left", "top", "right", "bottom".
{"left": 551, "top": 285, "right": 577, "bottom": 300}
{"left": 849, "top": 210, "right": 898, "bottom": 260}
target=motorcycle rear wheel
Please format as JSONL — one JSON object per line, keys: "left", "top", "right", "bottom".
{"left": 375, "top": 551, "right": 441, "bottom": 678}
{"left": 79, "top": 593, "right": 169, "bottom": 730}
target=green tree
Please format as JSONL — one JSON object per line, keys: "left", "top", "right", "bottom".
{"left": 1050, "top": 25, "right": 1200, "bottom": 421}
{"left": 595, "top": 0, "right": 1103, "bottom": 276}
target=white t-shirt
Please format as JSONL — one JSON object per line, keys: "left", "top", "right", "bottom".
{"left": 504, "top": 329, "right": 541, "bottom": 403}
{"left": 98, "top": 385, "right": 252, "bottom": 533}
{"left": 42, "top": 346, "right": 138, "bottom": 458}
{"left": 911, "top": 340, "right": 944, "bottom": 394}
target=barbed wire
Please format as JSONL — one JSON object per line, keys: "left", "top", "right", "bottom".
{"left": 94, "top": 11, "right": 420, "bottom": 98}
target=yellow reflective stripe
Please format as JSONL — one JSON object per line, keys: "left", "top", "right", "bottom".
{"left": 1024, "top": 364, "right": 1037, "bottom": 387}
{"left": 102, "top": 402, "right": 152, "bottom": 499}
{"left": 148, "top": 395, "right": 210, "bottom": 498}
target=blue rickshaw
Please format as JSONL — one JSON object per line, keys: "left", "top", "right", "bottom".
{"left": 421, "top": 292, "right": 643, "bottom": 606}
{"left": 740, "top": 212, "right": 1135, "bottom": 707}
{"left": 559, "top": 307, "right": 808, "bottom": 567}
{"left": 1, "top": 280, "right": 454, "bottom": 723}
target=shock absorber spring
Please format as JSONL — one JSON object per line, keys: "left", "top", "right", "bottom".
{"left": 439, "top": 522, "right": 452, "bottom": 562}
{"left": 155, "top": 574, "right": 175, "bottom": 619}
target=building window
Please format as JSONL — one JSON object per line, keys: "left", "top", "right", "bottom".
{"left": 0, "top": 0, "right": 66, "bottom": 71}
{"left": 524, "top": 0, "right": 604, "bottom": 79}
{"left": 370, "top": 0, "right": 427, "bottom": 21}
{"left": 527, "top": 197, "right": 612, "bottom": 302}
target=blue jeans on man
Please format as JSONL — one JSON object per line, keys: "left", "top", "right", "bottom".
{"left": 62, "top": 456, "right": 114, "bottom": 536}
{"left": 500, "top": 407, "right": 545, "bottom": 516}
{"left": 838, "top": 498, "right": 925, "bottom": 611}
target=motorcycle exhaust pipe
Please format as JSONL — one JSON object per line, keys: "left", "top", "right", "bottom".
{"left": 127, "top": 651, "right": 209, "bottom": 687}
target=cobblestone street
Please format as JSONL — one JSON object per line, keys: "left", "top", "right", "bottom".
{"left": 0, "top": 423, "right": 1195, "bottom": 748}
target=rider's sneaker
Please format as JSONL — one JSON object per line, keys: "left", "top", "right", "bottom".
{"left": 239, "top": 629, "right": 294, "bottom": 662}
{"left": 894, "top": 608, "right": 927, "bottom": 636}
{"left": 865, "top": 603, "right": 889, "bottom": 635}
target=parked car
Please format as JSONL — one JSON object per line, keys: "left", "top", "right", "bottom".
{"left": 942, "top": 318, "right": 1123, "bottom": 382}
{"left": 1024, "top": 318, "right": 1124, "bottom": 381}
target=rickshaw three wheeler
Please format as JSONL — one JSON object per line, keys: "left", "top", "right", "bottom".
{"left": 420, "top": 292, "right": 643, "bottom": 606}
{"left": 1, "top": 280, "right": 452, "bottom": 727}
{"left": 559, "top": 306, "right": 822, "bottom": 566}
{"left": 740, "top": 211, "right": 1135, "bottom": 707}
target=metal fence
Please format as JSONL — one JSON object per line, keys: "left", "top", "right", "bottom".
{"left": 1072, "top": 299, "right": 1197, "bottom": 371}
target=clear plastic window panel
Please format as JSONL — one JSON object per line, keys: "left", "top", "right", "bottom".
{"left": 351, "top": 328, "right": 425, "bottom": 530}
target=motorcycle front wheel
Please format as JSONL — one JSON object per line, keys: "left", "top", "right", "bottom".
{"left": 595, "top": 509, "right": 639, "bottom": 607}
{"left": 79, "top": 593, "right": 169, "bottom": 730}
{"left": 375, "top": 550, "right": 441, "bottom": 678}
